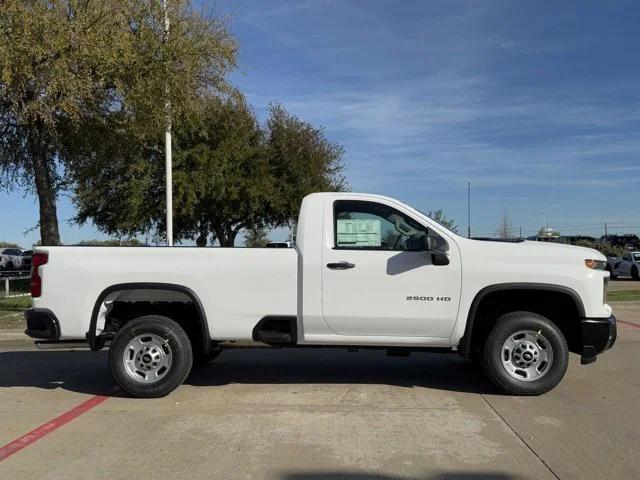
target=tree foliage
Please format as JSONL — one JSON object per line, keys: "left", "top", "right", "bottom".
{"left": 73, "top": 96, "right": 347, "bottom": 246}
{"left": 426, "top": 209, "right": 458, "bottom": 233}
{"left": 264, "top": 103, "right": 347, "bottom": 228}
{"left": 496, "top": 210, "right": 514, "bottom": 239}
{"left": 0, "top": 242, "right": 22, "bottom": 249}
{"left": 0, "top": 0, "right": 237, "bottom": 245}
{"left": 576, "top": 240, "right": 627, "bottom": 258}
{"left": 243, "top": 226, "right": 270, "bottom": 248}
{"left": 537, "top": 227, "right": 560, "bottom": 238}
{"left": 172, "top": 93, "right": 270, "bottom": 246}
{"left": 75, "top": 239, "right": 145, "bottom": 247}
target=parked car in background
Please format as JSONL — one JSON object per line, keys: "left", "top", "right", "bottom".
{"left": 21, "top": 250, "right": 33, "bottom": 271}
{"left": 607, "top": 251, "right": 640, "bottom": 280}
{"left": 525, "top": 235, "right": 557, "bottom": 242}
{"left": 0, "top": 248, "right": 23, "bottom": 271}
{"left": 558, "top": 235, "right": 596, "bottom": 245}
{"left": 600, "top": 234, "right": 640, "bottom": 250}
{"left": 266, "top": 241, "right": 293, "bottom": 248}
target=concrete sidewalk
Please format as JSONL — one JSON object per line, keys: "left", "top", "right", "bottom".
{"left": 0, "top": 328, "right": 29, "bottom": 342}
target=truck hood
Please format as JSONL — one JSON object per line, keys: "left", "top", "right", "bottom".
{"left": 520, "top": 240, "right": 606, "bottom": 261}
{"left": 461, "top": 237, "right": 606, "bottom": 263}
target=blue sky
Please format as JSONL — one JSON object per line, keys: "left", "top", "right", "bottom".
{"left": 1, "top": 0, "right": 639, "bottom": 246}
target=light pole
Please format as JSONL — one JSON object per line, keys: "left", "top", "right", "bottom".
{"left": 467, "top": 181, "right": 471, "bottom": 238}
{"left": 163, "top": 0, "right": 173, "bottom": 246}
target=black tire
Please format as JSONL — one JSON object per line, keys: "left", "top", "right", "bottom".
{"left": 632, "top": 266, "right": 639, "bottom": 281}
{"left": 108, "top": 315, "right": 193, "bottom": 398}
{"left": 606, "top": 265, "right": 617, "bottom": 280}
{"left": 482, "top": 311, "right": 568, "bottom": 395}
{"left": 6, "top": 261, "right": 14, "bottom": 271}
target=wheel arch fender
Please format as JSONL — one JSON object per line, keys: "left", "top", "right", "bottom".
{"left": 87, "top": 282, "right": 211, "bottom": 353}
{"left": 459, "top": 282, "right": 585, "bottom": 358}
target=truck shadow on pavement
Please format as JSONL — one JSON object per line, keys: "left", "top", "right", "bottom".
{"left": 0, "top": 348, "right": 497, "bottom": 397}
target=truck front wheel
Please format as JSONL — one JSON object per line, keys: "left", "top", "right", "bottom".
{"left": 108, "top": 315, "right": 193, "bottom": 398}
{"left": 482, "top": 311, "right": 568, "bottom": 395}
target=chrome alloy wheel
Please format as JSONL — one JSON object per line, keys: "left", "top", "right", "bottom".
{"left": 123, "top": 334, "right": 173, "bottom": 383}
{"left": 501, "top": 330, "right": 554, "bottom": 382}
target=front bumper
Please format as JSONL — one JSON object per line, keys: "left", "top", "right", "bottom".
{"left": 580, "top": 315, "right": 616, "bottom": 364}
{"left": 24, "top": 308, "right": 60, "bottom": 340}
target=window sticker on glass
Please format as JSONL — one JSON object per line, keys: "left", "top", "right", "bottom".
{"left": 337, "top": 219, "right": 381, "bottom": 247}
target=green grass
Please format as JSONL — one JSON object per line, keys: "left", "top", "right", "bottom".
{"left": 0, "top": 295, "right": 32, "bottom": 311}
{"left": 0, "top": 295, "right": 31, "bottom": 329}
{"left": 607, "top": 290, "right": 640, "bottom": 302}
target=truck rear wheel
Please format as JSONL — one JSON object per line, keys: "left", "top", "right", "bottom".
{"left": 482, "top": 311, "right": 568, "bottom": 395}
{"left": 108, "top": 315, "right": 193, "bottom": 398}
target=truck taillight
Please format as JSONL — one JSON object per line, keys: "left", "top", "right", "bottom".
{"left": 30, "top": 252, "right": 48, "bottom": 298}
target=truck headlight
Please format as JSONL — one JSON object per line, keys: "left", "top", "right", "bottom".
{"left": 585, "top": 259, "right": 607, "bottom": 270}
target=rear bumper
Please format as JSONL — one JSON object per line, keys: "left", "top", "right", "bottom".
{"left": 24, "top": 308, "right": 60, "bottom": 340}
{"left": 580, "top": 315, "right": 616, "bottom": 364}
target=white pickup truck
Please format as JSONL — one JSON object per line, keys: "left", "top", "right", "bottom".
{"left": 25, "top": 193, "right": 616, "bottom": 398}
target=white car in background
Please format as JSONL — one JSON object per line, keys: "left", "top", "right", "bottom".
{"left": 607, "top": 252, "right": 640, "bottom": 280}
{"left": 0, "top": 248, "right": 23, "bottom": 271}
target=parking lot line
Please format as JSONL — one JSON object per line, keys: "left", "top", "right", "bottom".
{"left": 0, "top": 394, "right": 108, "bottom": 462}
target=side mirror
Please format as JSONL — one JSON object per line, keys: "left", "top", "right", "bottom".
{"left": 428, "top": 235, "right": 450, "bottom": 254}
{"left": 406, "top": 234, "right": 447, "bottom": 253}
{"left": 406, "top": 234, "right": 429, "bottom": 251}
{"left": 406, "top": 234, "right": 450, "bottom": 265}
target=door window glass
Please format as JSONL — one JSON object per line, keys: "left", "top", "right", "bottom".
{"left": 334, "top": 200, "right": 443, "bottom": 251}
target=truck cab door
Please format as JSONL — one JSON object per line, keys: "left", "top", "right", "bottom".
{"left": 321, "top": 198, "right": 461, "bottom": 339}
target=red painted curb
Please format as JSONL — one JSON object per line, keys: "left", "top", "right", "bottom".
{"left": 0, "top": 394, "right": 108, "bottom": 462}
{"left": 617, "top": 319, "right": 640, "bottom": 329}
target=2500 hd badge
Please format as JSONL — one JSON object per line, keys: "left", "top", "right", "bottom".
{"left": 406, "top": 296, "right": 452, "bottom": 301}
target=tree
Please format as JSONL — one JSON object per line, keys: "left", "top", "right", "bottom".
{"left": 537, "top": 227, "right": 560, "bottom": 238}
{"left": 76, "top": 239, "right": 144, "bottom": 247}
{"left": 172, "top": 93, "right": 271, "bottom": 246}
{"left": 426, "top": 209, "right": 458, "bottom": 233}
{"left": 576, "top": 240, "right": 626, "bottom": 258}
{"left": 0, "top": 0, "right": 236, "bottom": 245}
{"left": 496, "top": 210, "right": 514, "bottom": 239}
{"left": 244, "top": 226, "right": 270, "bottom": 248}
{"left": 264, "top": 103, "right": 348, "bottom": 228}
{"left": 73, "top": 96, "right": 348, "bottom": 246}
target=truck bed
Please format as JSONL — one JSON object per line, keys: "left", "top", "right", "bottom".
{"left": 33, "top": 246, "right": 298, "bottom": 340}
